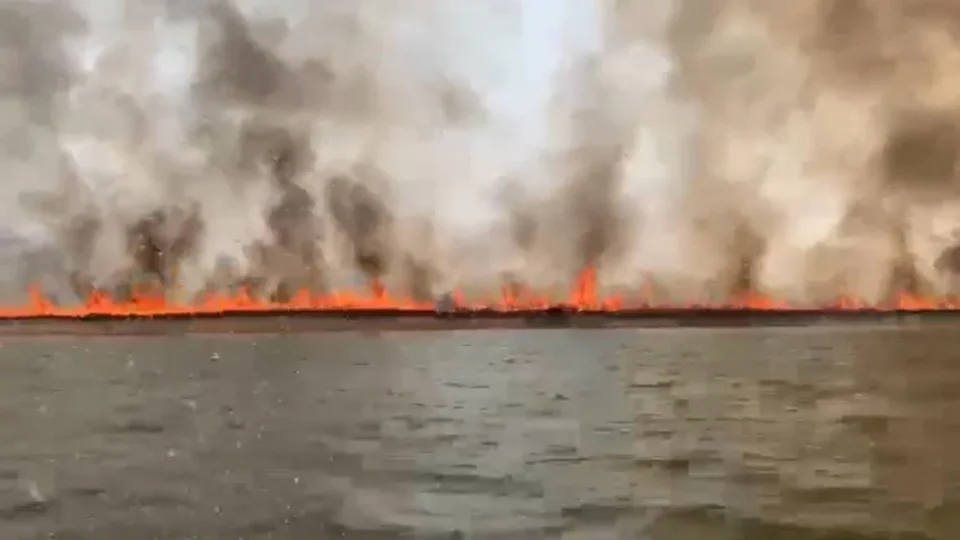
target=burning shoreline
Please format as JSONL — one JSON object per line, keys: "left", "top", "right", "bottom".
{"left": 5, "top": 2, "right": 960, "bottom": 310}
{"left": 3, "top": 268, "right": 958, "bottom": 323}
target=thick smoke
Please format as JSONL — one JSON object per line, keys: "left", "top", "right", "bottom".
{"left": 2, "top": 0, "right": 960, "bottom": 307}
{"left": 663, "top": 0, "right": 960, "bottom": 305}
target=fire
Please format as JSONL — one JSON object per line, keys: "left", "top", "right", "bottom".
{"left": 1, "top": 269, "right": 956, "bottom": 319}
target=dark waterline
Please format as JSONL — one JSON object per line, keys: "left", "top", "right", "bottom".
{"left": 0, "top": 308, "right": 956, "bottom": 336}
{"left": 0, "top": 325, "right": 957, "bottom": 539}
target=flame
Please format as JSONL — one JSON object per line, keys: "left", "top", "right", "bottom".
{"left": 1, "top": 269, "right": 957, "bottom": 319}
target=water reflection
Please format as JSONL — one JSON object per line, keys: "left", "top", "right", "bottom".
{"left": 0, "top": 325, "right": 956, "bottom": 538}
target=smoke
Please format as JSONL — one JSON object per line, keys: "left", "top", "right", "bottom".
{"left": 662, "top": 0, "right": 960, "bottom": 305}
{"left": 1, "top": 0, "right": 960, "bottom": 307}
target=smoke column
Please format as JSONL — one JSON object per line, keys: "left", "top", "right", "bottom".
{"left": 1, "top": 0, "right": 959, "bottom": 308}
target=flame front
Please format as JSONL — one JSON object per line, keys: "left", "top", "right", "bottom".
{"left": 4, "top": 269, "right": 957, "bottom": 320}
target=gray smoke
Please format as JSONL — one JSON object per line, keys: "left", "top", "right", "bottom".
{"left": 2, "top": 0, "right": 960, "bottom": 308}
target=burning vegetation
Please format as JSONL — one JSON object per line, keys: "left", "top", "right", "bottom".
{"left": 3, "top": 0, "right": 960, "bottom": 317}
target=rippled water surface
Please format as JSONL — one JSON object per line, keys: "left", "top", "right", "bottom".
{"left": 0, "top": 323, "right": 958, "bottom": 539}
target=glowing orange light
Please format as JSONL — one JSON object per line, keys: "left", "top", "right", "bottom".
{"left": 0, "top": 269, "right": 955, "bottom": 320}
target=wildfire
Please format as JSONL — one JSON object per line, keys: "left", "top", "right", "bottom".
{"left": 1, "top": 268, "right": 956, "bottom": 320}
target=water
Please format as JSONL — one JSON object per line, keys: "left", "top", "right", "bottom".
{"left": 0, "top": 324, "right": 956, "bottom": 539}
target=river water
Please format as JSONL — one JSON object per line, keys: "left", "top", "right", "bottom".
{"left": 0, "top": 323, "right": 956, "bottom": 539}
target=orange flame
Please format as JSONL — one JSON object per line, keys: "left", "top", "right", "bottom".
{"left": 2, "top": 269, "right": 957, "bottom": 319}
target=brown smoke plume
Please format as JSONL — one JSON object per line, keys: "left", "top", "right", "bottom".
{"left": 2, "top": 0, "right": 960, "bottom": 307}
{"left": 663, "top": 0, "right": 960, "bottom": 305}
